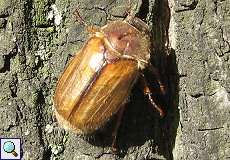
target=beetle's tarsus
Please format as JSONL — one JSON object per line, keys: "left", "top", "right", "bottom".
{"left": 111, "top": 137, "right": 118, "bottom": 153}
{"left": 146, "top": 93, "right": 165, "bottom": 117}
{"left": 159, "top": 82, "right": 166, "bottom": 95}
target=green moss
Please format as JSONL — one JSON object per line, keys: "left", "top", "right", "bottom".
{"left": 0, "top": 32, "right": 15, "bottom": 54}
{"left": 31, "top": 90, "right": 39, "bottom": 104}
{"left": 11, "top": 55, "right": 21, "bottom": 72}
{"left": 0, "top": 0, "right": 11, "bottom": 15}
{"left": 33, "top": 0, "right": 50, "bottom": 27}
{"left": 40, "top": 63, "right": 50, "bottom": 78}
{"left": 46, "top": 26, "right": 55, "bottom": 32}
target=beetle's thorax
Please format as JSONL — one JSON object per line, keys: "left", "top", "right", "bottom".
{"left": 99, "top": 17, "right": 151, "bottom": 70}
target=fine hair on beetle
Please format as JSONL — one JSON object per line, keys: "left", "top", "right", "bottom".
{"left": 54, "top": 1, "right": 166, "bottom": 152}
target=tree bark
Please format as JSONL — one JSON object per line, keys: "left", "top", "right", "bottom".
{"left": 170, "top": 0, "right": 230, "bottom": 159}
{"left": 0, "top": 0, "right": 229, "bottom": 160}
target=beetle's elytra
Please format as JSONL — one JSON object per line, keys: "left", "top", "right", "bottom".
{"left": 54, "top": 10, "right": 165, "bottom": 149}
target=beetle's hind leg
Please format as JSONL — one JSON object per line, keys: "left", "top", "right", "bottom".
{"left": 140, "top": 73, "right": 165, "bottom": 117}
{"left": 111, "top": 106, "right": 126, "bottom": 152}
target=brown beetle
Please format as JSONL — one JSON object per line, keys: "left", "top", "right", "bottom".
{"left": 54, "top": 8, "right": 165, "bottom": 150}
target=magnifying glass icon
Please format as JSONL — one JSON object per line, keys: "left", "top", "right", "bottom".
{"left": 3, "top": 141, "right": 18, "bottom": 157}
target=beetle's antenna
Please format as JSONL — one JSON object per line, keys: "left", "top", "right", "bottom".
{"left": 125, "top": 0, "right": 134, "bottom": 19}
{"left": 126, "top": 0, "right": 132, "bottom": 16}
{"left": 73, "top": 8, "right": 88, "bottom": 27}
{"left": 73, "top": 7, "right": 100, "bottom": 34}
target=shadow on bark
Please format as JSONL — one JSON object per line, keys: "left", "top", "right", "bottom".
{"left": 150, "top": 0, "right": 180, "bottom": 159}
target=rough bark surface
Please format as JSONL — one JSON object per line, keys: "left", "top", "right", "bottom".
{"left": 0, "top": 0, "right": 229, "bottom": 160}
{"left": 170, "top": 0, "right": 230, "bottom": 160}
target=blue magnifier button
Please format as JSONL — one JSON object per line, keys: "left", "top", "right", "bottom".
{"left": 3, "top": 141, "right": 15, "bottom": 153}
{"left": 3, "top": 141, "right": 18, "bottom": 157}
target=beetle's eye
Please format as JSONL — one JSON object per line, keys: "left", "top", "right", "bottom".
{"left": 118, "top": 29, "right": 134, "bottom": 40}
{"left": 118, "top": 33, "right": 128, "bottom": 40}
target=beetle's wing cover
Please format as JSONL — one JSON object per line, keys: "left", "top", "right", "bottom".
{"left": 68, "top": 59, "right": 139, "bottom": 133}
{"left": 54, "top": 37, "right": 106, "bottom": 121}
{"left": 54, "top": 36, "right": 139, "bottom": 134}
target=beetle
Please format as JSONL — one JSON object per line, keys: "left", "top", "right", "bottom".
{"left": 54, "top": 6, "right": 165, "bottom": 150}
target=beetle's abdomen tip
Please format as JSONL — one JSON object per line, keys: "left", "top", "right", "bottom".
{"left": 55, "top": 110, "right": 86, "bottom": 134}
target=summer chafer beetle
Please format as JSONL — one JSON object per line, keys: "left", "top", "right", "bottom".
{"left": 54, "top": 7, "right": 165, "bottom": 150}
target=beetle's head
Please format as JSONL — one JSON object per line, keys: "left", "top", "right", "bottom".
{"left": 101, "top": 17, "right": 151, "bottom": 65}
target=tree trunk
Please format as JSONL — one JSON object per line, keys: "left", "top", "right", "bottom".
{"left": 170, "top": 0, "right": 230, "bottom": 159}
{"left": 0, "top": 0, "right": 229, "bottom": 160}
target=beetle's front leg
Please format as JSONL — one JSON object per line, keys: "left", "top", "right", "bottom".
{"left": 140, "top": 73, "right": 165, "bottom": 117}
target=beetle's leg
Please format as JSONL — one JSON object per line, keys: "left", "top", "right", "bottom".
{"left": 140, "top": 74, "right": 165, "bottom": 117}
{"left": 73, "top": 8, "right": 100, "bottom": 34}
{"left": 111, "top": 106, "right": 126, "bottom": 152}
{"left": 147, "top": 64, "right": 167, "bottom": 95}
